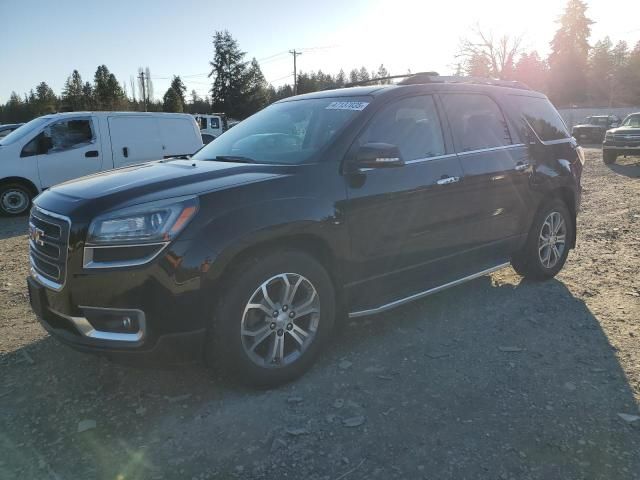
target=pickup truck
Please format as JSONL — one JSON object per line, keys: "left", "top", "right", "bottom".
{"left": 571, "top": 115, "right": 620, "bottom": 144}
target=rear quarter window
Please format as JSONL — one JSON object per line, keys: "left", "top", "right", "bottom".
{"left": 511, "top": 95, "right": 569, "bottom": 142}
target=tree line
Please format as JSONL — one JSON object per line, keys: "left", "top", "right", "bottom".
{"left": 2, "top": 0, "right": 639, "bottom": 125}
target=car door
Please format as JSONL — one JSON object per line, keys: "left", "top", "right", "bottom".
{"left": 439, "top": 92, "right": 531, "bottom": 264}
{"left": 108, "top": 116, "right": 164, "bottom": 167}
{"left": 344, "top": 95, "right": 469, "bottom": 311}
{"left": 34, "top": 117, "right": 103, "bottom": 188}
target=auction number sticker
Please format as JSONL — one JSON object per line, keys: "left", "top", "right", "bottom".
{"left": 325, "top": 101, "right": 369, "bottom": 111}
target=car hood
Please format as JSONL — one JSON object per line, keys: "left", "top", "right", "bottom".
{"left": 572, "top": 123, "right": 603, "bottom": 129}
{"left": 34, "top": 159, "right": 291, "bottom": 217}
{"left": 606, "top": 126, "right": 640, "bottom": 135}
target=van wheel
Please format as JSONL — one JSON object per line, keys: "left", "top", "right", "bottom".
{"left": 511, "top": 199, "right": 573, "bottom": 280}
{"left": 0, "top": 183, "right": 32, "bottom": 216}
{"left": 603, "top": 150, "right": 617, "bottom": 164}
{"left": 206, "top": 250, "right": 336, "bottom": 387}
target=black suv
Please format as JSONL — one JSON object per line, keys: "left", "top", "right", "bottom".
{"left": 27, "top": 74, "right": 583, "bottom": 386}
{"left": 602, "top": 112, "right": 640, "bottom": 164}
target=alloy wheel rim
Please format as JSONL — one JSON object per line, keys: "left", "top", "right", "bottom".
{"left": 538, "top": 211, "right": 567, "bottom": 269}
{"left": 1, "top": 189, "right": 28, "bottom": 214}
{"left": 241, "top": 273, "right": 320, "bottom": 368}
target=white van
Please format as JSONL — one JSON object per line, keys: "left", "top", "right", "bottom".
{"left": 0, "top": 112, "right": 203, "bottom": 215}
{"left": 193, "top": 114, "right": 227, "bottom": 143}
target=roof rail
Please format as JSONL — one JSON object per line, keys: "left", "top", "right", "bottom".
{"left": 398, "top": 74, "right": 531, "bottom": 90}
{"left": 344, "top": 72, "right": 531, "bottom": 91}
{"left": 345, "top": 72, "right": 440, "bottom": 88}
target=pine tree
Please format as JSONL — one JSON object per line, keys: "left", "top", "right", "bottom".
{"left": 94, "top": 65, "right": 124, "bottom": 110}
{"left": 336, "top": 69, "right": 346, "bottom": 87}
{"left": 162, "top": 87, "right": 183, "bottom": 112}
{"left": 62, "top": 70, "right": 84, "bottom": 111}
{"left": 512, "top": 51, "right": 549, "bottom": 93}
{"left": 548, "top": 0, "right": 593, "bottom": 105}
{"left": 34, "top": 82, "right": 57, "bottom": 114}
{"left": 376, "top": 64, "right": 390, "bottom": 83}
{"left": 170, "top": 76, "right": 187, "bottom": 105}
{"left": 209, "top": 30, "right": 248, "bottom": 118}
{"left": 240, "top": 58, "right": 269, "bottom": 117}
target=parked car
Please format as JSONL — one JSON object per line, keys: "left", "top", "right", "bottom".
{"left": 602, "top": 112, "right": 640, "bottom": 164}
{"left": 0, "top": 112, "right": 202, "bottom": 216}
{"left": 0, "top": 123, "right": 24, "bottom": 139}
{"left": 27, "top": 74, "right": 583, "bottom": 386}
{"left": 571, "top": 115, "right": 620, "bottom": 144}
{"left": 194, "top": 113, "right": 228, "bottom": 139}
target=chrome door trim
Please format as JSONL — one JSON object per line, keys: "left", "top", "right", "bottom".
{"left": 456, "top": 144, "right": 526, "bottom": 156}
{"left": 348, "top": 262, "right": 511, "bottom": 318}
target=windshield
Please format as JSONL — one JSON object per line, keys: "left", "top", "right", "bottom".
{"left": 622, "top": 115, "right": 640, "bottom": 128}
{"left": 0, "top": 117, "right": 50, "bottom": 146}
{"left": 191, "top": 97, "right": 370, "bottom": 164}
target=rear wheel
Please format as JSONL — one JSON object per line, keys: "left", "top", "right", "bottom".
{"left": 603, "top": 150, "right": 617, "bottom": 165}
{"left": 0, "top": 183, "right": 32, "bottom": 216}
{"left": 511, "top": 199, "right": 573, "bottom": 280}
{"left": 206, "top": 250, "right": 335, "bottom": 386}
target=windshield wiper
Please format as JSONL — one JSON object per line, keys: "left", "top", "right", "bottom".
{"left": 213, "top": 155, "right": 257, "bottom": 164}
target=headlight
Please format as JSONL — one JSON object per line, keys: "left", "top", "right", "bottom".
{"left": 84, "top": 197, "right": 198, "bottom": 269}
{"left": 87, "top": 196, "right": 198, "bottom": 246}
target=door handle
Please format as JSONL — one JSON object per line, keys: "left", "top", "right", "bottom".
{"left": 436, "top": 176, "right": 460, "bottom": 185}
{"left": 123, "top": 147, "right": 128, "bottom": 158}
{"left": 514, "top": 162, "right": 530, "bottom": 172}
{"left": 85, "top": 150, "right": 99, "bottom": 158}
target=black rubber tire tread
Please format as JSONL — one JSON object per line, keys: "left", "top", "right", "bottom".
{"left": 0, "top": 183, "right": 32, "bottom": 217}
{"left": 511, "top": 199, "right": 573, "bottom": 281}
{"left": 205, "top": 249, "right": 335, "bottom": 387}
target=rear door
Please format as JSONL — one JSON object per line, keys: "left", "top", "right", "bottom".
{"left": 439, "top": 93, "right": 531, "bottom": 264}
{"left": 108, "top": 116, "right": 163, "bottom": 167}
{"left": 157, "top": 116, "right": 202, "bottom": 157}
{"left": 36, "top": 116, "right": 103, "bottom": 188}
{"left": 344, "top": 95, "right": 468, "bottom": 310}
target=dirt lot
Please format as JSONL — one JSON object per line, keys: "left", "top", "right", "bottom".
{"left": 1, "top": 148, "right": 639, "bottom": 480}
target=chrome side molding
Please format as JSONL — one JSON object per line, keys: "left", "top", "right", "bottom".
{"left": 348, "top": 262, "right": 511, "bottom": 318}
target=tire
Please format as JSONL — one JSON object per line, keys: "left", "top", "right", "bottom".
{"left": 511, "top": 199, "right": 574, "bottom": 281}
{"left": 206, "top": 250, "right": 336, "bottom": 387}
{"left": 603, "top": 150, "right": 617, "bottom": 165}
{"left": 0, "top": 183, "right": 32, "bottom": 216}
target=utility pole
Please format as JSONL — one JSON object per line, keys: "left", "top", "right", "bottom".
{"left": 138, "top": 71, "right": 147, "bottom": 111}
{"left": 289, "top": 49, "right": 302, "bottom": 95}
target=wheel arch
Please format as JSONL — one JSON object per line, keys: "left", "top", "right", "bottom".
{"left": 0, "top": 176, "right": 39, "bottom": 197}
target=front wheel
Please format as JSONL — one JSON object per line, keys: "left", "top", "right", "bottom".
{"left": 603, "top": 150, "right": 617, "bottom": 164}
{"left": 207, "top": 250, "right": 336, "bottom": 386}
{"left": 0, "top": 183, "right": 32, "bottom": 216}
{"left": 511, "top": 200, "right": 573, "bottom": 280}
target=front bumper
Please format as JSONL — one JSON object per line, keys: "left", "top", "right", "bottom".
{"left": 26, "top": 234, "right": 212, "bottom": 363}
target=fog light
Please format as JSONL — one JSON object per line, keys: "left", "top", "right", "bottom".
{"left": 83, "top": 309, "right": 141, "bottom": 334}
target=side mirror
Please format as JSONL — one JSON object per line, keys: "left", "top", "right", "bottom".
{"left": 38, "top": 134, "right": 53, "bottom": 154}
{"left": 352, "top": 143, "right": 404, "bottom": 170}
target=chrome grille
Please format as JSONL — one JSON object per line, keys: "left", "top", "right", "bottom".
{"left": 612, "top": 133, "right": 640, "bottom": 141}
{"left": 29, "top": 207, "right": 71, "bottom": 290}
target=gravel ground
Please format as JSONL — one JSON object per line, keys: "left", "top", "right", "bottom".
{"left": 1, "top": 148, "right": 639, "bottom": 480}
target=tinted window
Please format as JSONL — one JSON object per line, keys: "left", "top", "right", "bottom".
{"left": 511, "top": 95, "right": 569, "bottom": 141}
{"left": 441, "top": 94, "right": 512, "bottom": 152}
{"left": 199, "top": 117, "right": 207, "bottom": 130}
{"left": 358, "top": 96, "right": 445, "bottom": 160}
{"left": 211, "top": 117, "right": 220, "bottom": 129}
{"left": 192, "top": 97, "right": 369, "bottom": 165}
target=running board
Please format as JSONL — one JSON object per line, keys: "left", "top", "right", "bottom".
{"left": 348, "top": 262, "right": 511, "bottom": 318}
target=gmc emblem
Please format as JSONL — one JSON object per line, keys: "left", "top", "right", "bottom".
{"left": 29, "top": 224, "right": 45, "bottom": 247}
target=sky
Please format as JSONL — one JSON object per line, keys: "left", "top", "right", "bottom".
{"left": 1, "top": 0, "right": 640, "bottom": 103}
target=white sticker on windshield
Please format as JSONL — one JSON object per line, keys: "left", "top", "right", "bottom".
{"left": 325, "top": 101, "right": 369, "bottom": 111}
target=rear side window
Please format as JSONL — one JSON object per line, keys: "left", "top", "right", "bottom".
{"left": 211, "top": 117, "right": 220, "bottom": 129}
{"left": 441, "top": 94, "right": 512, "bottom": 152}
{"left": 511, "top": 95, "right": 569, "bottom": 141}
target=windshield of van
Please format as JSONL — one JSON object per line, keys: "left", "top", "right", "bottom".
{"left": 191, "top": 97, "right": 370, "bottom": 164}
{"left": 0, "top": 117, "right": 50, "bottom": 146}
{"left": 622, "top": 114, "right": 640, "bottom": 128}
